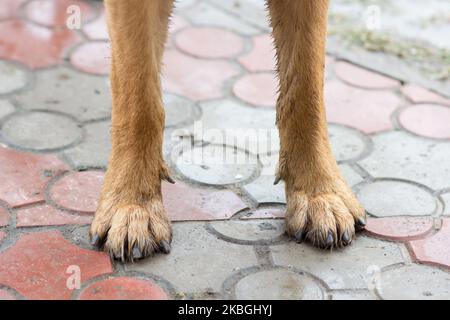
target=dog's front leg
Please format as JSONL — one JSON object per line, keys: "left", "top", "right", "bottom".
{"left": 268, "top": 0, "right": 366, "bottom": 248}
{"left": 90, "top": 0, "right": 174, "bottom": 261}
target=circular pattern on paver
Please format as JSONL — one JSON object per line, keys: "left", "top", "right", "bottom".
{"left": 176, "top": 144, "right": 258, "bottom": 185}
{"left": 175, "top": 27, "right": 244, "bottom": 59}
{"left": 1, "top": 111, "right": 82, "bottom": 151}
{"left": 164, "top": 93, "right": 197, "bottom": 127}
{"left": 399, "top": 104, "right": 450, "bottom": 139}
{"left": 0, "top": 61, "right": 28, "bottom": 95}
{"left": 70, "top": 41, "right": 110, "bottom": 75}
{"left": 233, "top": 73, "right": 277, "bottom": 108}
{"left": 235, "top": 269, "right": 324, "bottom": 300}
{"left": 210, "top": 219, "right": 284, "bottom": 244}
{"left": 378, "top": 264, "right": 450, "bottom": 299}
{"left": 366, "top": 217, "right": 433, "bottom": 241}
{"left": 79, "top": 277, "right": 167, "bottom": 300}
{"left": 240, "top": 206, "right": 285, "bottom": 219}
{"left": 328, "top": 124, "right": 367, "bottom": 162}
{"left": 50, "top": 171, "right": 103, "bottom": 213}
{"left": 357, "top": 180, "right": 436, "bottom": 217}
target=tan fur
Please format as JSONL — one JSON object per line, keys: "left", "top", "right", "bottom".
{"left": 90, "top": 0, "right": 366, "bottom": 260}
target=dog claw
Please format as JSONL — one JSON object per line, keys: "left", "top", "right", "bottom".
{"left": 294, "top": 230, "right": 304, "bottom": 243}
{"left": 356, "top": 217, "right": 366, "bottom": 227}
{"left": 165, "top": 176, "right": 176, "bottom": 184}
{"left": 160, "top": 240, "right": 171, "bottom": 254}
{"left": 90, "top": 234, "right": 100, "bottom": 247}
{"left": 132, "top": 246, "right": 142, "bottom": 260}
{"left": 273, "top": 176, "right": 281, "bottom": 185}
{"left": 342, "top": 231, "right": 351, "bottom": 245}
{"left": 326, "top": 232, "right": 334, "bottom": 247}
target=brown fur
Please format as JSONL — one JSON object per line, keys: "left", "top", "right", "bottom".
{"left": 90, "top": 0, "right": 366, "bottom": 261}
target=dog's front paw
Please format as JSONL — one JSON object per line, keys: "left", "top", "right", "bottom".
{"left": 90, "top": 199, "right": 172, "bottom": 262}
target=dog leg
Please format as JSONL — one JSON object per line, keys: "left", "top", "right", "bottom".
{"left": 90, "top": 0, "right": 174, "bottom": 261}
{"left": 267, "top": 0, "right": 366, "bottom": 248}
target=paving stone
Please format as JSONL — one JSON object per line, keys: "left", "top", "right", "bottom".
{"left": 127, "top": 222, "right": 258, "bottom": 293}
{"left": 176, "top": 144, "right": 258, "bottom": 185}
{"left": 399, "top": 104, "right": 450, "bottom": 139}
{"left": 0, "top": 146, "right": 68, "bottom": 207}
{"left": 170, "top": 15, "right": 190, "bottom": 33}
{"left": 0, "top": 208, "right": 10, "bottom": 227}
{"left": 0, "top": 230, "right": 112, "bottom": 299}
{"left": 184, "top": 2, "right": 260, "bottom": 36}
{"left": 0, "top": 0, "right": 24, "bottom": 20}
{"left": 79, "top": 277, "right": 167, "bottom": 300}
{"left": 325, "top": 80, "right": 401, "bottom": 133}
{"left": 366, "top": 217, "right": 433, "bottom": 241}
{"left": 14, "top": 67, "right": 111, "bottom": 121}
{"left": 70, "top": 41, "right": 110, "bottom": 75}
{"left": 82, "top": 10, "right": 108, "bottom": 40}
{"left": 0, "top": 19, "right": 81, "bottom": 69}
{"left": 16, "top": 204, "right": 92, "bottom": 227}
{"left": 50, "top": 171, "right": 103, "bottom": 213}
{"left": 330, "top": 290, "right": 375, "bottom": 300}
{"left": 24, "top": 0, "right": 95, "bottom": 28}
{"left": 0, "top": 289, "right": 15, "bottom": 300}
{"left": 0, "top": 231, "right": 6, "bottom": 244}
{"left": 271, "top": 236, "right": 404, "bottom": 289}
{"left": 357, "top": 180, "right": 436, "bottom": 217}
{"left": 175, "top": 27, "right": 244, "bottom": 59}
{"left": 238, "top": 34, "right": 275, "bottom": 72}
{"left": 162, "top": 50, "right": 239, "bottom": 101}
{"left": 410, "top": 219, "right": 450, "bottom": 268}
{"left": 401, "top": 84, "right": 450, "bottom": 106}
{"left": 175, "top": 0, "right": 197, "bottom": 11}
{"left": 64, "top": 120, "right": 111, "bottom": 169}
{"left": 334, "top": 61, "right": 400, "bottom": 90}
{"left": 210, "top": 219, "right": 284, "bottom": 242}
{"left": 443, "top": 192, "right": 450, "bottom": 216}
{"left": 240, "top": 206, "right": 285, "bottom": 220}
{"left": 235, "top": 269, "right": 325, "bottom": 300}
{"left": 0, "top": 100, "right": 15, "bottom": 119}
{"left": 329, "top": 124, "right": 367, "bottom": 162}
{"left": 243, "top": 174, "right": 285, "bottom": 204}
{"left": 0, "top": 60, "right": 28, "bottom": 95}
{"left": 339, "top": 164, "right": 364, "bottom": 187}
{"left": 358, "top": 131, "right": 450, "bottom": 190}
{"left": 1, "top": 111, "right": 82, "bottom": 151}
{"left": 233, "top": 73, "right": 277, "bottom": 108}
{"left": 379, "top": 264, "right": 450, "bottom": 299}
{"left": 164, "top": 93, "right": 197, "bottom": 128}
{"left": 162, "top": 181, "right": 246, "bottom": 221}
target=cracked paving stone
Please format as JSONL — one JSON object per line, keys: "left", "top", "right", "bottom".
{"left": 210, "top": 219, "right": 284, "bottom": 242}
{"left": 14, "top": 67, "right": 111, "bottom": 121}
{"left": 329, "top": 124, "right": 367, "bottom": 162}
{"left": 358, "top": 131, "right": 450, "bottom": 190}
{"left": 126, "top": 222, "right": 258, "bottom": 293}
{"left": 357, "top": 180, "right": 436, "bottom": 217}
{"left": 235, "top": 269, "right": 325, "bottom": 300}
{"left": 164, "top": 93, "right": 197, "bottom": 128}
{"left": 271, "top": 236, "right": 404, "bottom": 289}
{"left": 1, "top": 111, "right": 82, "bottom": 151}
{"left": 0, "top": 60, "right": 28, "bottom": 95}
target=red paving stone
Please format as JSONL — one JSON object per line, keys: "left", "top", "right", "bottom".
{"left": 175, "top": 27, "right": 244, "bottom": 59}
{"left": 238, "top": 34, "right": 275, "bottom": 72}
{"left": 16, "top": 204, "right": 92, "bottom": 227}
{"left": 0, "top": 147, "right": 68, "bottom": 208}
{"left": 70, "top": 41, "right": 110, "bottom": 75}
{"left": 0, "top": 208, "right": 10, "bottom": 227}
{"left": 79, "top": 277, "right": 167, "bottom": 300}
{"left": 50, "top": 171, "right": 103, "bottom": 213}
{"left": 82, "top": 10, "right": 108, "bottom": 40}
{"left": 162, "top": 181, "right": 246, "bottom": 221}
{"left": 0, "top": 289, "right": 16, "bottom": 300}
{"left": 24, "top": 0, "right": 95, "bottom": 28}
{"left": 325, "top": 80, "right": 401, "bottom": 133}
{"left": 0, "top": 0, "right": 24, "bottom": 20}
{"left": 399, "top": 104, "right": 450, "bottom": 139}
{"left": 0, "top": 19, "right": 81, "bottom": 69}
{"left": 0, "top": 230, "right": 113, "bottom": 300}
{"left": 401, "top": 84, "right": 450, "bottom": 106}
{"left": 334, "top": 61, "right": 400, "bottom": 90}
{"left": 162, "top": 50, "right": 239, "bottom": 101}
{"left": 233, "top": 73, "right": 278, "bottom": 108}
{"left": 409, "top": 219, "right": 450, "bottom": 268}
{"left": 366, "top": 217, "right": 433, "bottom": 241}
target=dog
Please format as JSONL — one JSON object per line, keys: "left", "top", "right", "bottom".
{"left": 90, "top": 0, "right": 367, "bottom": 261}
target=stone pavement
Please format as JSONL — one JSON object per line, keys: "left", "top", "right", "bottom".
{"left": 0, "top": 0, "right": 450, "bottom": 300}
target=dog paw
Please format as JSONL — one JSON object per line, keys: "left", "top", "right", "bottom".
{"left": 90, "top": 199, "right": 172, "bottom": 262}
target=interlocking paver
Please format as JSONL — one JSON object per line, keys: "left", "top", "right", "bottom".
{"left": 210, "top": 219, "right": 284, "bottom": 242}
{"left": 0, "top": 60, "right": 28, "bottom": 95}
{"left": 70, "top": 41, "right": 110, "bottom": 75}
{"left": 164, "top": 93, "right": 198, "bottom": 128}
{"left": 238, "top": 34, "right": 275, "bottom": 72}
{"left": 401, "top": 84, "right": 450, "bottom": 106}
{"left": 240, "top": 206, "right": 285, "bottom": 220}
{"left": 443, "top": 193, "right": 450, "bottom": 216}
{"left": 0, "top": 230, "right": 112, "bottom": 300}
{"left": 0, "top": 100, "right": 15, "bottom": 119}
{"left": 78, "top": 277, "right": 167, "bottom": 300}
{"left": 339, "top": 164, "right": 364, "bottom": 187}
{"left": 82, "top": 10, "right": 108, "bottom": 40}
{"left": 14, "top": 67, "right": 112, "bottom": 121}
{"left": 366, "top": 217, "right": 433, "bottom": 241}
{"left": 329, "top": 124, "right": 367, "bottom": 162}
{"left": 399, "top": 104, "right": 450, "bottom": 139}
{"left": 243, "top": 175, "right": 285, "bottom": 204}
{"left": 16, "top": 204, "right": 92, "bottom": 227}
{"left": 0, "top": 208, "right": 10, "bottom": 227}
{"left": 359, "top": 131, "right": 450, "bottom": 190}
{"left": 233, "top": 73, "right": 277, "bottom": 108}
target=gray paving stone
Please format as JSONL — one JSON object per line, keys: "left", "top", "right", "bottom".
{"left": 357, "top": 180, "right": 436, "bottom": 217}
{"left": 243, "top": 174, "right": 285, "bottom": 204}
{"left": 442, "top": 192, "right": 450, "bottom": 216}
{"left": 329, "top": 124, "right": 367, "bottom": 162}
{"left": 339, "top": 164, "right": 364, "bottom": 187}
{"left": 1, "top": 111, "right": 82, "bottom": 151}
{"left": 174, "top": 0, "right": 197, "bottom": 11}
{"left": 331, "top": 290, "right": 376, "bottom": 300}
{"left": 210, "top": 219, "right": 284, "bottom": 242}
{"left": 164, "top": 93, "right": 197, "bottom": 128}
{"left": 176, "top": 144, "right": 259, "bottom": 185}
{"left": 0, "top": 60, "right": 28, "bottom": 95}
{"left": 0, "top": 100, "right": 15, "bottom": 119}
{"left": 359, "top": 131, "right": 450, "bottom": 190}
{"left": 379, "top": 264, "right": 450, "bottom": 299}
{"left": 235, "top": 269, "right": 325, "bottom": 300}
{"left": 14, "top": 67, "right": 111, "bottom": 121}
{"left": 271, "top": 236, "right": 404, "bottom": 289}
{"left": 184, "top": 2, "right": 261, "bottom": 35}
{"left": 63, "top": 120, "right": 111, "bottom": 168}
{"left": 126, "top": 222, "right": 258, "bottom": 293}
